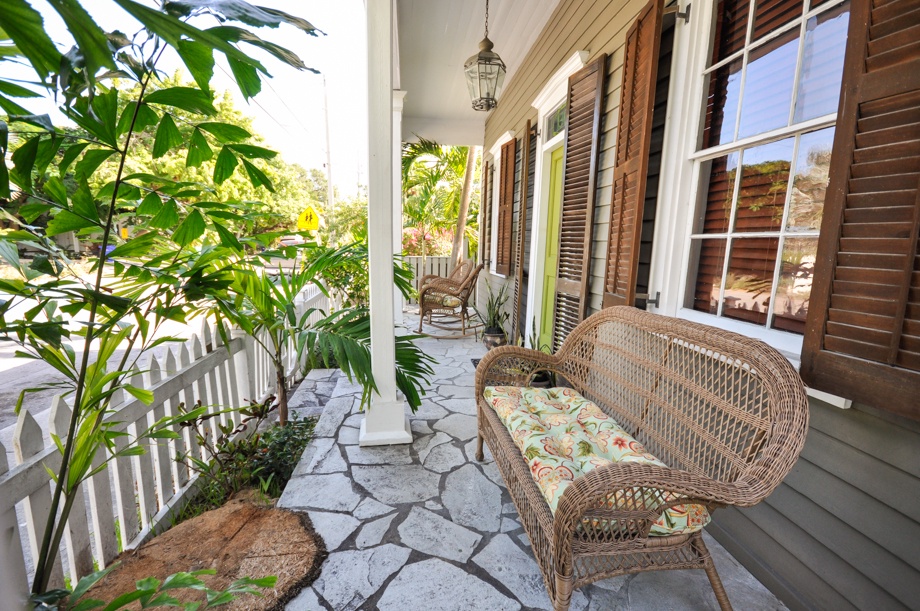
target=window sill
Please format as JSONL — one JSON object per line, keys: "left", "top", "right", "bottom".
{"left": 675, "top": 307, "right": 853, "bottom": 410}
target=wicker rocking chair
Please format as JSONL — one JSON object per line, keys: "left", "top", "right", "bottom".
{"left": 417, "top": 262, "right": 484, "bottom": 335}
{"left": 475, "top": 307, "right": 809, "bottom": 610}
{"left": 418, "top": 259, "right": 472, "bottom": 294}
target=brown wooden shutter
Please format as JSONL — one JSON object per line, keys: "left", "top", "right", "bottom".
{"left": 482, "top": 160, "right": 492, "bottom": 265}
{"left": 511, "top": 120, "right": 534, "bottom": 342}
{"left": 495, "top": 139, "right": 516, "bottom": 275}
{"left": 801, "top": 0, "right": 920, "bottom": 420}
{"left": 552, "top": 54, "right": 607, "bottom": 351}
{"left": 602, "top": 0, "right": 663, "bottom": 309}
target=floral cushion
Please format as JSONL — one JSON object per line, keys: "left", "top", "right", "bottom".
{"left": 483, "top": 386, "right": 710, "bottom": 536}
{"left": 441, "top": 295, "right": 462, "bottom": 308}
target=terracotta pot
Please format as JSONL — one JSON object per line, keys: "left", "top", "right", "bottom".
{"left": 482, "top": 332, "right": 507, "bottom": 350}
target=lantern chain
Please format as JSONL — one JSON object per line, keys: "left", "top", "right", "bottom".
{"left": 485, "top": 0, "right": 489, "bottom": 38}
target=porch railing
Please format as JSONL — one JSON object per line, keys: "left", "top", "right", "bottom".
{"left": 0, "top": 284, "right": 327, "bottom": 603}
{"left": 404, "top": 255, "right": 451, "bottom": 304}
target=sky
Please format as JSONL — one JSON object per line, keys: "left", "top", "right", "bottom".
{"left": 13, "top": 0, "right": 369, "bottom": 197}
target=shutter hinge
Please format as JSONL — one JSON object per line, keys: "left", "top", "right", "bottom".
{"left": 636, "top": 291, "right": 661, "bottom": 308}
{"left": 665, "top": 3, "right": 691, "bottom": 23}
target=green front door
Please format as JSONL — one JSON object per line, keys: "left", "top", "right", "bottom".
{"left": 539, "top": 147, "right": 565, "bottom": 350}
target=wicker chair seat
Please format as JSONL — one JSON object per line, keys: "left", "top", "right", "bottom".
{"left": 475, "top": 307, "right": 809, "bottom": 611}
{"left": 483, "top": 385, "right": 711, "bottom": 537}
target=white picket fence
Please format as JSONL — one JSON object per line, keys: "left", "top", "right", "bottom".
{"left": 0, "top": 284, "right": 327, "bottom": 604}
{"left": 404, "top": 256, "right": 451, "bottom": 304}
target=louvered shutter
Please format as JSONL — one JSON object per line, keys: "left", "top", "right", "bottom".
{"left": 602, "top": 0, "right": 663, "bottom": 308}
{"left": 552, "top": 54, "right": 607, "bottom": 351}
{"left": 495, "top": 139, "right": 517, "bottom": 275}
{"left": 801, "top": 0, "right": 920, "bottom": 420}
{"left": 511, "top": 121, "right": 535, "bottom": 341}
{"left": 482, "top": 160, "right": 492, "bottom": 265}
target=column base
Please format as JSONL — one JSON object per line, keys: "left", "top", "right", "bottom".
{"left": 358, "top": 398, "right": 412, "bottom": 446}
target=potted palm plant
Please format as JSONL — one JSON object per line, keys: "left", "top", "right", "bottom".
{"left": 477, "top": 282, "right": 510, "bottom": 350}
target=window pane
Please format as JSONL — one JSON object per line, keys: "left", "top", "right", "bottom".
{"left": 772, "top": 237, "right": 818, "bottom": 333}
{"left": 702, "top": 58, "right": 743, "bottom": 148}
{"left": 752, "top": 0, "right": 803, "bottom": 41}
{"left": 690, "top": 238, "right": 727, "bottom": 314}
{"left": 788, "top": 127, "right": 835, "bottom": 231}
{"left": 697, "top": 153, "right": 740, "bottom": 233}
{"left": 734, "top": 137, "right": 794, "bottom": 232}
{"left": 737, "top": 31, "right": 799, "bottom": 139}
{"left": 793, "top": 3, "right": 849, "bottom": 122}
{"left": 723, "top": 237, "right": 779, "bottom": 325}
{"left": 711, "top": 0, "right": 750, "bottom": 64}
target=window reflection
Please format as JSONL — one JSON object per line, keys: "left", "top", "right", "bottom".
{"left": 697, "top": 153, "right": 739, "bottom": 233}
{"left": 703, "top": 58, "right": 743, "bottom": 148}
{"left": 737, "top": 31, "right": 799, "bottom": 139}
{"left": 734, "top": 138, "right": 794, "bottom": 232}
{"left": 691, "top": 239, "right": 727, "bottom": 314}
{"left": 723, "top": 237, "right": 780, "bottom": 325}
{"left": 788, "top": 127, "right": 835, "bottom": 231}
{"left": 794, "top": 4, "right": 849, "bottom": 122}
{"left": 772, "top": 237, "right": 817, "bottom": 333}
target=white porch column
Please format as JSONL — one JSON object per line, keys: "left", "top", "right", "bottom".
{"left": 360, "top": 0, "right": 412, "bottom": 446}
{"left": 393, "top": 90, "right": 407, "bottom": 321}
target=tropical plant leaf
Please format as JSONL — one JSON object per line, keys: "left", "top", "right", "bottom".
{"left": 175, "top": 38, "right": 215, "bottom": 92}
{"left": 116, "top": 101, "right": 159, "bottom": 136}
{"left": 241, "top": 159, "right": 273, "bottom": 192}
{"left": 136, "top": 192, "right": 163, "bottom": 216}
{"left": 227, "top": 56, "right": 261, "bottom": 100}
{"left": 59, "top": 142, "right": 89, "bottom": 175}
{"left": 42, "top": 175, "right": 67, "bottom": 205}
{"left": 19, "top": 202, "right": 51, "bottom": 223}
{"left": 0, "top": 0, "right": 61, "bottom": 78}
{"left": 75, "top": 148, "right": 116, "bottom": 181}
{"left": 213, "top": 145, "right": 238, "bottom": 184}
{"left": 107, "top": 231, "right": 157, "bottom": 258}
{"left": 10, "top": 133, "right": 40, "bottom": 192}
{"left": 172, "top": 208, "right": 206, "bottom": 246}
{"left": 145, "top": 86, "right": 217, "bottom": 116}
{"left": 186, "top": 128, "right": 212, "bottom": 167}
{"left": 207, "top": 26, "right": 315, "bottom": 72}
{"left": 0, "top": 94, "right": 31, "bottom": 117}
{"left": 164, "top": 1, "right": 320, "bottom": 33}
{"left": 227, "top": 143, "right": 276, "bottom": 159}
{"left": 212, "top": 221, "right": 242, "bottom": 251}
{"left": 197, "top": 121, "right": 250, "bottom": 143}
{"left": 152, "top": 114, "right": 183, "bottom": 158}
{"left": 45, "top": 0, "right": 117, "bottom": 79}
{"left": 0, "top": 79, "right": 41, "bottom": 98}
{"left": 149, "top": 198, "right": 180, "bottom": 229}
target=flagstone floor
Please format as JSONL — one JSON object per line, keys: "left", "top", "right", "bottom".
{"left": 279, "top": 314, "right": 787, "bottom": 611}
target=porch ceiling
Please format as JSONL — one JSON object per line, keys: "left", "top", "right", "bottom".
{"left": 396, "top": 0, "right": 561, "bottom": 146}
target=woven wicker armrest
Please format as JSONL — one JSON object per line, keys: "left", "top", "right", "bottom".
{"left": 474, "top": 346, "right": 564, "bottom": 395}
{"left": 551, "top": 463, "right": 754, "bottom": 551}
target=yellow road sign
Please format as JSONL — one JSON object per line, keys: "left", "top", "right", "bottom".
{"left": 297, "top": 205, "right": 321, "bottom": 231}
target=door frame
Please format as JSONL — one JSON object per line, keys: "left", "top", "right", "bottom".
{"left": 525, "top": 51, "right": 589, "bottom": 341}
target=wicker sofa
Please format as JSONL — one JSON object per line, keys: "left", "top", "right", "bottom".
{"left": 475, "top": 307, "right": 808, "bottom": 611}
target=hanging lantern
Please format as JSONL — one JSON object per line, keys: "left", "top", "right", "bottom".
{"left": 464, "top": 0, "right": 506, "bottom": 111}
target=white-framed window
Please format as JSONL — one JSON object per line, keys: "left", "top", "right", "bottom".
{"left": 680, "top": 0, "right": 850, "bottom": 346}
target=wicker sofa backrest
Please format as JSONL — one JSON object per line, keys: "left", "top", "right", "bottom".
{"left": 557, "top": 307, "right": 808, "bottom": 485}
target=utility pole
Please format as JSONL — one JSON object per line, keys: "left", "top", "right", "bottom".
{"left": 324, "top": 75, "right": 335, "bottom": 216}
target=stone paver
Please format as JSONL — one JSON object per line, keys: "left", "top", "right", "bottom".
{"left": 352, "top": 464, "right": 440, "bottom": 504}
{"left": 313, "top": 545, "right": 410, "bottom": 611}
{"left": 376, "top": 558, "right": 520, "bottom": 611}
{"left": 307, "top": 511, "right": 360, "bottom": 551}
{"left": 397, "top": 506, "right": 482, "bottom": 563}
{"left": 442, "top": 463, "right": 502, "bottom": 532}
{"left": 278, "top": 473, "right": 361, "bottom": 513}
{"left": 282, "top": 313, "right": 787, "bottom": 611}
{"left": 355, "top": 513, "right": 396, "bottom": 549}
